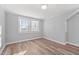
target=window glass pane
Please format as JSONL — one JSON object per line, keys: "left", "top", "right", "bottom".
{"left": 19, "top": 16, "right": 29, "bottom": 32}
{"left": 31, "top": 21, "right": 39, "bottom": 32}
{"left": 18, "top": 16, "right": 39, "bottom": 33}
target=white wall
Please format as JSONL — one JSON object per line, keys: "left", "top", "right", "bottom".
{"left": 67, "top": 12, "right": 79, "bottom": 45}
{"left": 44, "top": 15, "right": 66, "bottom": 43}
{"left": 5, "top": 12, "right": 43, "bottom": 44}
{"left": 0, "top": 7, "right": 5, "bottom": 54}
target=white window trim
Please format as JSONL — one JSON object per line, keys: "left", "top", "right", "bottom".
{"left": 18, "top": 16, "right": 40, "bottom": 33}
{"left": 31, "top": 20, "right": 39, "bottom": 32}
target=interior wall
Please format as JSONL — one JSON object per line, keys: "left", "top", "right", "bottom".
{"left": 67, "top": 12, "right": 79, "bottom": 45}
{"left": 44, "top": 15, "right": 66, "bottom": 43}
{"left": 5, "top": 12, "right": 43, "bottom": 44}
{"left": 0, "top": 7, "right": 5, "bottom": 54}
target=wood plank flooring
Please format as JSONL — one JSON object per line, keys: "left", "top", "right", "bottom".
{"left": 2, "top": 38, "right": 79, "bottom": 55}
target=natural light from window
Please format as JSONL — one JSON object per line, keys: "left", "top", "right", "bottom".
{"left": 18, "top": 16, "right": 39, "bottom": 33}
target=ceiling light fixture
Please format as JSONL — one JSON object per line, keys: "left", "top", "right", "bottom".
{"left": 41, "top": 4, "right": 47, "bottom": 10}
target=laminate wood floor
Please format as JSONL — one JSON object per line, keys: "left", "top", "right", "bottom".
{"left": 2, "top": 38, "right": 79, "bottom": 55}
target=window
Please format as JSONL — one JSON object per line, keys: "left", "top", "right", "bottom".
{"left": 19, "top": 17, "right": 30, "bottom": 32}
{"left": 31, "top": 21, "right": 39, "bottom": 32}
{"left": 18, "top": 16, "right": 39, "bottom": 33}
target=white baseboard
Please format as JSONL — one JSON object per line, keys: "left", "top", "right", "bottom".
{"left": 6, "top": 37, "right": 42, "bottom": 45}
{"left": 66, "top": 42, "right": 79, "bottom": 47}
{"left": 0, "top": 44, "right": 6, "bottom": 55}
{"left": 43, "top": 36, "right": 66, "bottom": 45}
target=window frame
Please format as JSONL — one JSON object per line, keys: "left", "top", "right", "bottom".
{"left": 18, "top": 16, "right": 40, "bottom": 33}
{"left": 31, "top": 20, "right": 39, "bottom": 32}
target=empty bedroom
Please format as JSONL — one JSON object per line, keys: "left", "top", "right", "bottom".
{"left": 0, "top": 4, "right": 79, "bottom": 55}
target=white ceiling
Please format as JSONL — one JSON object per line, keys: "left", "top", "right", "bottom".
{"left": 0, "top": 4, "right": 79, "bottom": 19}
